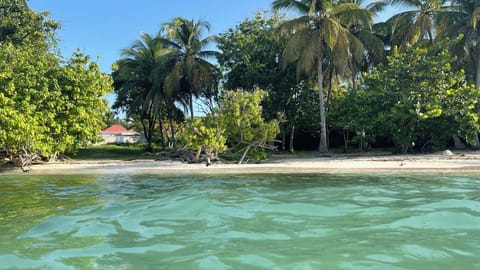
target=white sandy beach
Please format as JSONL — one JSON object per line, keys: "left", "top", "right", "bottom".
{"left": 4, "top": 150, "right": 479, "bottom": 175}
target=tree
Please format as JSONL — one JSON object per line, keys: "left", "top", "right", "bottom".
{"left": 183, "top": 116, "right": 227, "bottom": 162}
{"left": 0, "top": 0, "right": 59, "bottom": 47}
{"left": 328, "top": 88, "right": 377, "bottom": 152}
{"left": 54, "top": 51, "right": 112, "bottom": 154}
{"left": 362, "top": 45, "right": 480, "bottom": 152}
{"left": 112, "top": 33, "right": 172, "bottom": 152}
{"left": 386, "top": 0, "right": 447, "bottom": 51}
{"left": 436, "top": 0, "right": 480, "bottom": 88}
{"left": 160, "top": 17, "right": 219, "bottom": 120}
{"left": 218, "top": 90, "right": 280, "bottom": 164}
{"left": 0, "top": 2, "right": 112, "bottom": 169}
{"left": 272, "top": 0, "right": 373, "bottom": 154}
{"left": 339, "top": 0, "right": 386, "bottom": 90}
{"left": 217, "top": 11, "right": 301, "bottom": 150}
{"left": 0, "top": 46, "right": 111, "bottom": 166}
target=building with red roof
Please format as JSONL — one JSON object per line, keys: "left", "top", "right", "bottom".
{"left": 100, "top": 125, "right": 140, "bottom": 144}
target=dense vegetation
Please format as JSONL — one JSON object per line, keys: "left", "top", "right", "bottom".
{"left": 0, "top": 0, "right": 111, "bottom": 169}
{"left": 2, "top": 0, "right": 480, "bottom": 167}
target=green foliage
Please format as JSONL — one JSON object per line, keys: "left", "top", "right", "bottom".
{"left": 328, "top": 88, "right": 377, "bottom": 148}
{"left": 217, "top": 11, "right": 305, "bottom": 150}
{"left": 218, "top": 90, "right": 280, "bottom": 161}
{"left": 181, "top": 90, "right": 280, "bottom": 162}
{"left": 0, "top": 3, "right": 112, "bottom": 161}
{"left": 362, "top": 45, "right": 480, "bottom": 151}
{"left": 160, "top": 17, "right": 219, "bottom": 120}
{"left": 183, "top": 116, "right": 227, "bottom": 156}
{"left": 216, "top": 11, "right": 291, "bottom": 92}
{"left": 112, "top": 33, "right": 172, "bottom": 152}
{"left": 0, "top": 0, "right": 59, "bottom": 48}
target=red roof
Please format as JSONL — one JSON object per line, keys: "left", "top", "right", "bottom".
{"left": 101, "top": 125, "right": 137, "bottom": 134}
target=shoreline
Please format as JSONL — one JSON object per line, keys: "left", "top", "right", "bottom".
{"left": 2, "top": 151, "right": 480, "bottom": 175}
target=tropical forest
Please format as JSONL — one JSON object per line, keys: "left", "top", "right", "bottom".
{"left": 2, "top": 0, "right": 480, "bottom": 167}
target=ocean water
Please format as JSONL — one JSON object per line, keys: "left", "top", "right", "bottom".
{"left": 0, "top": 173, "right": 479, "bottom": 269}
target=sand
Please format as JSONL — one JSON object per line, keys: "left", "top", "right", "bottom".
{"left": 3, "top": 150, "right": 480, "bottom": 175}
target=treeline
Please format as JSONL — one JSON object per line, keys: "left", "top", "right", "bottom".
{"left": 114, "top": 0, "right": 480, "bottom": 158}
{"left": 2, "top": 0, "right": 480, "bottom": 168}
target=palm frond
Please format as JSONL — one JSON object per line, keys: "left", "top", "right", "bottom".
{"left": 332, "top": 3, "right": 374, "bottom": 29}
{"left": 366, "top": 0, "right": 388, "bottom": 13}
{"left": 272, "top": 0, "right": 310, "bottom": 14}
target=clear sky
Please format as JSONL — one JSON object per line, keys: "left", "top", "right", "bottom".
{"left": 28, "top": 0, "right": 400, "bottom": 74}
{"left": 29, "top": 0, "right": 274, "bottom": 73}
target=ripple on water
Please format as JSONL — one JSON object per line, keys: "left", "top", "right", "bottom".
{"left": 401, "top": 244, "right": 450, "bottom": 259}
{"left": 412, "top": 199, "right": 480, "bottom": 213}
{"left": 2, "top": 173, "right": 480, "bottom": 270}
{"left": 390, "top": 211, "right": 480, "bottom": 230}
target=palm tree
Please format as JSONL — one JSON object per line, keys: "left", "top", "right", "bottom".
{"left": 272, "top": 0, "right": 373, "bottom": 154}
{"left": 436, "top": 0, "right": 480, "bottom": 88}
{"left": 339, "top": 0, "right": 386, "bottom": 90}
{"left": 112, "top": 33, "right": 176, "bottom": 151}
{"left": 159, "top": 17, "right": 219, "bottom": 120}
{"left": 386, "top": 0, "right": 447, "bottom": 51}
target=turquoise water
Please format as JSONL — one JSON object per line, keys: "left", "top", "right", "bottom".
{"left": 1, "top": 173, "right": 479, "bottom": 269}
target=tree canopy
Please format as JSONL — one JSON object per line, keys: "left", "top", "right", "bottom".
{"left": 0, "top": 1, "right": 112, "bottom": 168}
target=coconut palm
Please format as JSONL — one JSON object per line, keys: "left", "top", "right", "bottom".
{"left": 339, "top": 0, "right": 386, "bottom": 90}
{"left": 436, "top": 0, "right": 480, "bottom": 88}
{"left": 113, "top": 33, "right": 180, "bottom": 151}
{"left": 387, "top": 0, "right": 448, "bottom": 51}
{"left": 159, "top": 17, "right": 219, "bottom": 120}
{"left": 272, "top": 0, "right": 373, "bottom": 154}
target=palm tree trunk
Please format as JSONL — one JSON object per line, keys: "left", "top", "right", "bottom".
{"left": 189, "top": 91, "right": 194, "bottom": 120}
{"left": 169, "top": 117, "right": 177, "bottom": 150}
{"left": 158, "top": 119, "right": 166, "bottom": 150}
{"left": 351, "top": 64, "right": 357, "bottom": 92}
{"left": 318, "top": 48, "right": 328, "bottom": 154}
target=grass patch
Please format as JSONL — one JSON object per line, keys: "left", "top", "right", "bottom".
{"left": 68, "top": 144, "right": 154, "bottom": 160}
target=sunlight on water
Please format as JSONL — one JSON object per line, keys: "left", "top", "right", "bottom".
{"left": 1, "top": 173, "right": 479, "bottom": 269}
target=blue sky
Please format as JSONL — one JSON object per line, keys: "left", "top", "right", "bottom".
{"left": 29, "top": 0, "right": 274, "bottom": 73}
{"left": 29, "top": 0, "right": 400, "bottom": 74}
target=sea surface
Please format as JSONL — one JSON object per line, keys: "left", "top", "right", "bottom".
{"left": 0, "top": 173, "right": 479, "bottom": 269}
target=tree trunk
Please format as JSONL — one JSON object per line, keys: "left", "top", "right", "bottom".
{"left": 239, "top": 144, "right": 252, "bottom": 164}
{"left": 317, "top": 47, "right": 328, "bottom": 154}
{"left": 194, "top": 147, "right": 202, "bottom": 162}
{"left": 343, "top": 129, "right": 349, "bottom": 153}
{"left": 140, "top": 119, "right": 153, "bottom": 152}
{"left": 169, "top": 117, "right": 177, "bottom": 150}
{"left": 351, "top": 65, "right": 357, "bottom": 92}
{"left": 289, "top": 125, "right": 295, "bottom": 152}
{"left": 326, "top": 63, "right": 334, "bottom": 106}
{"left": 158, "top": 120, "right": 166, "bottom": 151}
{"left": 189, "top": 91, "right": 194, "bottom": 120}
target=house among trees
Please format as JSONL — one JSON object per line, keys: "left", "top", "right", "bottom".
{"left": 100, "top": 125, "right": 140, "bottom": 144}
